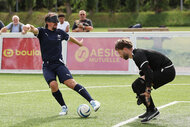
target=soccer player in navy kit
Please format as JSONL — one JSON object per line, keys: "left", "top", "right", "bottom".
{"left": 22, "top": 13, "right": 100, "bottom": 115}
{"left": 115, "top": 39, "right": 175, "bottom": 123}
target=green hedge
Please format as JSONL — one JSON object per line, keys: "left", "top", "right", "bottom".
{"left": 1, "top": 11, "right": 190, "bottom": 27}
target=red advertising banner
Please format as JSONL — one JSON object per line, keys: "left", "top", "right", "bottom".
{"left": 1, "top": 38, "right": 42, "bottom": 70}
{"left": 67, "top": 38, "right": 129, "bottom": 71}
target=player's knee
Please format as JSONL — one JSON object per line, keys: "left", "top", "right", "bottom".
{"left": 49, "top": 80, "right": 58, "bottom": 92}
{"left": 64, "top": 79, "right": 77, "bottom": 89}
{"left": 132, "top": 78, "right": 146, "bottom": 94}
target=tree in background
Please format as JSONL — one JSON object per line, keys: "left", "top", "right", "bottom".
{"left": 25, "top": 0, "right": 36, "bottom": 13}
{"left": 86, "top": 0, "right": 96, "bottom": 14}
{"left": 184, "top": 0, "right": 190, "bottom": 9}
{"left": 7, "top": 0, "right": 16, "bottom": 14}
{"left": 101, "top": 0, "right": 119, "bottom": 14}
{"left": 35, "top": 0, "right": 45, "bottom": 10}
{"left": 153, "top": 0, "right": 169, "bottom": 13}
{"left": 65, "top": 0, "right": 72, "bottom": 15}
{"left": 125, "top": 0, "right": 137, "bottom": 12}
{"left": 43, "top": 0, "right": 57, "bottom": 11}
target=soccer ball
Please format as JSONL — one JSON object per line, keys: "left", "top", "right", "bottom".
{"left": 77, "top": 104, "right": 91, "bottom": 118}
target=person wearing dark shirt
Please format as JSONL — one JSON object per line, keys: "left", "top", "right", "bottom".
{"left": 22, "top": 13, "right": 100, "bottom": 115}
{"left": 115, "top": 38, "right": 175, "bottom": 123}
{"left": 0, "top": 20, "right": 4, "bottom": 30}
{"left": 0, "top": 20, "right": 5, "bottom": 34}
{"left": 72, "top": 10, "right": 93, "bottom": 32}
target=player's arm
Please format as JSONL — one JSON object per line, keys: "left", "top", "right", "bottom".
{"left": 68, "top": 36, "right": 83, "bottom": 47}
{"left": 65, "top": 25, "right": 70, "bottom": 33}
{"left": 22, "top": 24, "right": 39, "bottom": 35}
{"left": 140, "top": 62, "right": 154, "bottom": 88}
{"left": 0, "top": 27, "right": 7, "bottom": 33}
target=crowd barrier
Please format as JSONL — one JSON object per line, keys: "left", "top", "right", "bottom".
{"left": 0, "top": 32, "right": 190, "bottom": 75}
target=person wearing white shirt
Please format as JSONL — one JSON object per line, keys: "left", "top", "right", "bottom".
{"left": 57, "top": 14, "right": 70, "bottom": 33}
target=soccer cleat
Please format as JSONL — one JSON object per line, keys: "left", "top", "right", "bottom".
{"left": 138, "top": 110, "right": 148, "bottom": 118}
{"left": 90, "top": 100, "right": 101, "bottom": 112}
{"left": 141, "top": 108, "right": 160, "bottom": 123}
{"left": 59, "top": 105, "right": 68, "bottom": 116}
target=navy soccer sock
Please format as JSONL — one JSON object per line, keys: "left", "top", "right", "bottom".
{"left": 52, "top": 89, "right": 66, "bottom": 107}
{"left": 74, "top": 84, "right": 93, "bottom": 102}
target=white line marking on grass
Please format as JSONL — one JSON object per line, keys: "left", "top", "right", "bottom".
{"left": 112, "top": 101, "right": 190, "bottom": 127}
{"left": 0, "top": 85, "right": 131, "bottom": 95}
{"left": 0, "top": 84, "right": 189, "bottom": 95}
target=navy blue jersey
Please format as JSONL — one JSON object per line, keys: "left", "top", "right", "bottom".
{"left": 37, "top": 27, "right": 69, "bottom": 61}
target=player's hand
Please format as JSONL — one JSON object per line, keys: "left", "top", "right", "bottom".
{"left": 22, "top": 24, "right": 31, "bottom": 34}
{"left": 140, "top": 87, "right": 151, "bottom": 106}
{"left": 78, "top": 39, "right": 83, "bottom": 47}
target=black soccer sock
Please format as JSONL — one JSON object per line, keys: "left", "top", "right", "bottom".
{"left": 74, "top": 84, "right": 93, "bottom": 102}
{"left": 138, "top": 95, "right": 148, "bottom": 109}
{"left": 148, "top": 96, "right": 155, "bottom": 111}
{"left": 52, "top": 89, "right": 66, "bottom": 107}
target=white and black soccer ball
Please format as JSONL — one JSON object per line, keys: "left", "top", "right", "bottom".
{"left": 77, "top": 104, "right": 91, "bottom": 118}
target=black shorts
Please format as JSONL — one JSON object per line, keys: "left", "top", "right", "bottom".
{"left": 152, "top": 66, "right": 176, "bottom": 89}
{"left": 42, "top": 60, "right": 73, "bottom": 85}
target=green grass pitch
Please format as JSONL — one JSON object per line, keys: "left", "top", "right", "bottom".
{"left": 0, "top": 74, "right": 190, "bottom": 127}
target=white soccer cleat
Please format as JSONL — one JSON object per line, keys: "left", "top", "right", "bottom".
{"left": 59, "top": 105, "right": 68, "bottom": 116}
{"left": 90, "top": 100, "right": 100, "bottom": 112}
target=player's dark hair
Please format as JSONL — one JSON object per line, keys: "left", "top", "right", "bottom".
{"left": 58, "top": 14, "right": 65, "bottom": 18}
{"left": 115, "top": 38, "right": 133, "bottom": 50}
{"left": 44, "top": 12, "right": 58, "bottom": 28}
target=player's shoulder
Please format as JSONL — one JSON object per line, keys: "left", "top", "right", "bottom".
{"left": 64, "top": 21, "right": 69, "bottom": 24}
{"left": 56, "top": 28, "right": 68, "bottom": 35}
{"left": 37, "top": 27, "right": 45, "bottom": 31}
{"left": 133, "top": 48, "right": 146, "bottom": 55}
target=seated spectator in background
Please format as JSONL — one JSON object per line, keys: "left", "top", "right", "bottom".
{"left": 72, "top": 10, "right": 93, "bottom": 32}
{"left": 0, "top": 15, "right": 24, "bottom": 33}
{"left": 57, "top": 14, "right": 70, "bottom": 33}
{"left": 0, "top": 20, "right": 4, "bottom": 30}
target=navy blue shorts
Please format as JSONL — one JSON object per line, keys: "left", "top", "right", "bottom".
{"left": 42, "top": 60, "right": 73, "bottom": 85}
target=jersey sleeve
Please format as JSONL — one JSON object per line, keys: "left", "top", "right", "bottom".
{"left": 0, "top": 21, "right": 5, "bottom": 29}
{"left": 6, "top": 23, "right": 12, "bottom": 30}
{"left": 36, "top": 27, "right": 43, "bottom": 39}
{"left": 133, "top": 51, "right": 153, "bottom": 87}
{"left": 60, "top": 30, "right": 70, "bottom": 41}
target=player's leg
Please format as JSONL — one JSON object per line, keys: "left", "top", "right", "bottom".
{"left": 43, "top": 65, "right": 67, "bottom": 115}
{"left": 132, "top": 77, "right": 159, "bottom": 121}
{"left": 140, "top": 67, "right": 175, "bottom": 122}
{"left": 56, "top": 64, "right": 100, "bottom": 112}
{"left": 153, "top": 66, "right": 176, "bottom": 89}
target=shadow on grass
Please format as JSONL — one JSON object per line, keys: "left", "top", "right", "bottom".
{"left": 10, "top": 115, "right": 97, "bottom": 127}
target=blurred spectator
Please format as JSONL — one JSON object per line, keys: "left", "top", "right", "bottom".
{"left": 0, "top": 20, "right": 4, "bottom": 30}
{"left": 0, "top": 15, "right": 24, "bottom": 33}
{"left": 57, "top": 14, "right": 70, "bottom": 33}
{"left": 72, "top": 10, "right": 93, "bottom": 32}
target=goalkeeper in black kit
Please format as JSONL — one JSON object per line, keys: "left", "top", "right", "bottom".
{"left": 115, "top": 38, "right": 176, "bottom": 123}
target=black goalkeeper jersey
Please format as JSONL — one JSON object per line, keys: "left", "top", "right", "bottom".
{"left": 132, "top": 48, "right": 173, "bottom": 87}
